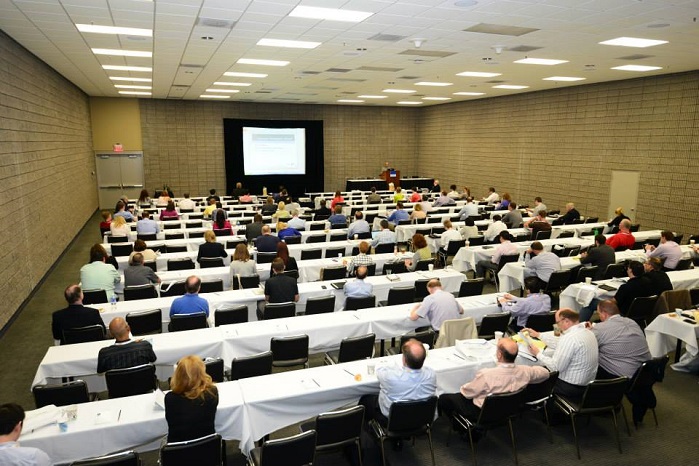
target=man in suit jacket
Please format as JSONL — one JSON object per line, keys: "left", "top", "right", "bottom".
{"left": 502, "top": 202, "right": 523, "bottom": 228}
{"left": 97, "top": 317, "right": 157, "bottom": 373}
{"left": 613, "top": 261, "right": 652, "bottom": 314}
{"left": 579, "top": 234, "right": 615, "bottom": 280}
{"left": 52, "top": 285, "right": 106, "bottom": 344}
{"left": 245, "top": 214, "right": 264, "bottom": 243}
{"left": 551, "top": 202, "right": 580, "bottom": 225}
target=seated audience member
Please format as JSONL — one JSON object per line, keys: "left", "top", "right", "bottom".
{"left": 498, "top": 277, "right": 551, "bottom": 331}
{"left": 231, "top": 181, "right": 247, "bottom": 199}
{"left": 457, "top": 197, "right": 479, "bottom": 220}
{"left": 371, "top": 220, "right": 397, "bottom": 248}
{"left": 178, "top": 192, "right": 196, "bottom": 210}
{"left": 409, "top": 187, "right": 422, "bottom": 203}
{"left": 330, "top": 190, "right": 345, "bottom": 210}
{"left": 613, "top": 261, "right": 652, "bottom": 314}
{"left": 387, "top": 202, "right": 410, "bottom": 226}
{"left": 129, "top": 239, "right": 157, "bottom": 263}
{"left": 645, "top": 230, "right": 682, "bottom": 270}
{"left": 447, "top": 184, "right": 460, "bottom": 199}
{"left": 197, "top": 230, "right": 227, "bottom": 263}
{"left": 502, "top": 202, "right": 523, "bottom": 228}
{"left": 579, "top": 234, "right": 615, "bottom": 280}
{"left": 551, "top": 202, "right": 580, "bottom": 225}
{"left": 97, "top": 317, "right": 157, "bottom": 373}
{"left": 166, "top": 355, "right": 219, "bottom": 442}
{"left": 524, "top": 210, "right": 552, "bottom": 240}
{"left": 80, "top": 244, "right": 121, "bottom": 301}
{"left": 286, "top": 210, "right": 306, "bottom": 230}
{"left": 202, "top": 198, "right": 217, "bottom": 219}
{"left": 276, "top": 241, "right": 298, "bottom": 275}
{"left": 606, "top": 218, "right": 636, "bottom": 250}
{"left": 344, "top": 265, "right": 374, "bottom": 299}
{"left": 405, "top": 233, "right": 432, "bottom": 272}
{"left": 159, "top": 200, "right": 179, "bottom": 220}
{"left": 475, "top": 231, "right": 518, "bottom": 279}
{"left": 524, "top": 241, "right": 561, "bottom": 288}
{"left": 156, "top": 190, "right": 171, "bottom": 205}
{"left": 137, "top": 189, "right": 150, "bottom": 205}
{"left": 206, "top": 188, "right": 220, "bottom": 203}
{"left": 245, "top": 214, "right": 264, "bottom": 243}
{"left": 255, "top": 225, "right": 280, "bottom": 253}
{"left": 52, "top": 284, "right": 106, "bottom": 344}
{"left": 169, "top": 276, "right": 209, "bottom": 318}
{"left": 99, "top": 210, "right": 112, "bottom": 231}
{"left": 460, "top": 186, "right": 471, "bottom": 199}
{"left": 229, "top": 243, "right": 257, "bottom": 282}
{"left": 212, "top": 209, "right": 232, "bottom": 233}
{"left": 643, "top": 257, "right": 673, "bottom": 296}
{"left": 439, "top": 220, "right": 462, "bottom": 254}
{"left": 260, "top": 197, "right": 278, "bottom": 216}
{"left": 124, "top": 253, "right": 160, "bottom": 287}
{"left": 527, "top": 197, "right": 547, "bottom": 216}
{"left": 419, "top": 194, "right": 433, "bottom": 214}
{"left": 495, "top": 192, "right": 512, "bottom": 211}
{"left": 348, "top": 211, "right": 371, "bottom": 238}
{"left": 114, "top": 200, "right": 135, "bottom": 222}
{"left": 259, "top": 259, "right": 299, "bottom": 319}
{"left": 432, "top": 191, "right": 455, "bottom": 207}
{"left": 276, "top": 221, "right": 300, "bottom": 241}
{"left": 239, "top": 192, "right": 253, "bottom": 203}
{"left": 459, "top": 217, "right": 479, "bottom": 240}
{"left": 136, "top": 211, "right": 160, "bottom": 235}
{"left": 410, "top": 203, "right": 427, "bottom": 221}
{"left": 393, "top": 186, "right": 406, "bottom": 203}
{"left": 367, "top": 187, "right": 383, "bottom": 204}
{"left": 431, "top": 179, "right": 441, "bottom": 193}
{"left": 359, "top": 339, "right": 436, "bottom": 425}
{"left": 314, "top": 199, "right": 332, "bottom": 219}
{"left": 484, "top": 215, "right": 507, "bottom": 242}
{"left": 348, "top": 241, "right": 373, "bottom": 275}
{"left": 328, "top": 205, "right": 347, "bottom": 225}
{"left": 483, "top": 187, "right": 499, "bottom": 204}
{"left": 110, "top": 215, "right": 131, "bottom": 237}
{"left": 409, "top": 279, "right": 464, "bottom": 332}
{"left": 607, "top": 207, "right": 630, "bottom": 229}
{"left": 0, "top": 403, "right": 52, "bottom": 466}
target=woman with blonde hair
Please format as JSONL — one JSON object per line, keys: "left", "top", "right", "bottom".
{"left": 607, "top": 207, "right": 630, "bottom": 229}
{"left": 197, "top": 230, "right": 227, "bottom": 263}
{"left": 109, "top": 215, "right": 131, "bottom": 237}
{"left": 409, "top": 203, "right": 427, "bottom": 221}
{"left": 230, "top": 243, "right": 257, "bottom": 281}
{"left": 272, "top": 201, "right": 290, "bottom": 219}
{"left": 165, "top": 355, "right": 218, "bottom": 442}
{"left": 276, "top": 221, "right": 300, "bottom": 241}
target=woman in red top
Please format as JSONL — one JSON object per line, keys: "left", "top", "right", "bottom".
{"left": 409, "top": 187, "right": 422, "bottom": 203}
{"left": 159, "top": 200, "right": 180, "bottom": 220}
{"left": 330, "top": 190, "right": 344, "bottom": 209}
{"left": 99, "top": 210, "right": 112, "bottom": 232}
{"left": 213, "top": 209, "right": 232, "bottom": 233}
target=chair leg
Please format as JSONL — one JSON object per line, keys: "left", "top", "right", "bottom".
{"left": 356, "top": 439, "right": 363, "bottom": 466}
{"left": 542, "top": 403, "right": 553, "bottom": 444}
{"left": 570, "top": 413, "right": 581, "bottom": 459}
{"left": 508, "top": 417, "right": 519, "bottom": 466}
{"left": 379, "top": 438, "right": 387, "bottom": 466}
{"left": 467, "top": 428, "right": 478, "bottom": 466}
{"left": 620, "top": 403, "right": 631, "bottom": 437}
{"left": 651, "top": 408, "right": 659, "bottom": 427}
{"left": 426, "top": 429, "right": 436, "bottom": 466}
{"left": 611, "top": 409, "right": 623, "bottom": 454}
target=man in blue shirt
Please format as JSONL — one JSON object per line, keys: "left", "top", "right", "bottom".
{"left": 387, "top": 202, "right": 410, "bottom": 226}
{"left": 344, "top": 266, "right": 373, "bottom": 299}
{"left": 169, "top": 276, "right": 209, "bottom": 317}
{"left": 113, "top": 200, "right": 135, "bottom": 222}
{"left": 255, "top": 225, "right": 280, "bottom": 253}
{"left": 371, "top": 220, "right": 397, "bottom": 248}
{"left": 136, "top": 212, "right": 160, "bottom": 235}
{"left": 328, "top": 205, "right": 347, "bottom": 225}
{"left": 347, "top": 211, "right": 371, "bottom": 238}
{"left": 0, "top": 403, "right": 51, "bottom": 466}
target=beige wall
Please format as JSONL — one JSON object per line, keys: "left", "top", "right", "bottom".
{"left": 0, "top": 31, "right": 96, "bottom": 328}
{"left": 90, "top": 97, "right": 142, "bottom": 151}
{"left": 417, "top": 71, "right": 699, "bottom": 235}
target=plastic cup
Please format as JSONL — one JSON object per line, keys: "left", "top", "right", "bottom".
{"left": 585, "top": 277, "right": 592, "bottom": 284}
{"left": 354, "top": 234, "right": 358, "bottom": 240}
{"left": 465, "top": 241, "right": 470, "bottom": 248}
{"left": 428, "top": 264, "right": 434, "bottom": 271}
{"left": 338, "top": 253, "right": 343, "bottom": 259}
{"left": 691, "top": 240, "right": 696, "bottom": 246}
{"left": 553, "top": 324, "right": 561, "bottom": 337}
{"left": 367, "top": 362, "right": 376, "bottom": 375}
{"left": 494, "top": 331, "right": 504, "bottom": 341}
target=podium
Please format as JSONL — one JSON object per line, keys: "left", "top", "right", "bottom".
{"left": 380, "top": 169, "right": 400, "bottom": 187}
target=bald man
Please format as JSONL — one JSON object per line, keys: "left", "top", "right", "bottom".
{"left": 96, "top": 317, "right": 156, "bottom": 373}
{"left": 409, "top": 279, "right": 463, "bottom": 332}
{"left": 52, "top": 284, "right": 105, "bottom": 344}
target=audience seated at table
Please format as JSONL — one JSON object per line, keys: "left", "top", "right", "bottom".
{"left": 348, "top": 241, "right": 373, "bottom": 275}
{"left": 347, "top": 211, "right": 371, "bottom": 238}
{"left": 433, "top": 191, "right": 455, "bottom": 207}
{"left": 607, "top": 207, "right": 630, "bottom": 229}
{"left": 551, "top": 202, "right": 580, "bottom": 225}
{"left": 387, "top": 202, "right": 410, "bottom": 226}
{"left": 645, "top": 230, "right": 682, "bottom": 270}
{"left": 272, "top": 201, "right": 291, "bottom": 220}
{"left": 524, "top": 210, "right": 551, "bottom": 239}
{"left": 330, "top": 190, "right": 344, "bottom": 209}
{"left": 99, "top": 210, "right": 112, "bottom": 232}
{"left": 459, "top": 217, "right": 479, "bottom": 240}
{"left": 136, "top": 211, "right": 160, "bottom": 235}
{"left": 371, "top": 220, "right": 396, "bottom": 248}
{"left": 255, "top": 225, "right": 280, "bottom": 253}
{"left": 276, "top": 242, "right": 298, "bottom": 276}
{"left": 80, "top": 244, "right": 121, "bottom": 301}
{"left": 606, "top": 218, "right": 635, "bottom": 250}
{"left": 245, "top": 214, "right": 264, "bottom": 243}
{"left": 483, "top": 187, "right": 499, "bottom": 204}
{"left": 97, "top": 317, "right": 157, "bottom": 373}
{"left": 483, "top": 215, "right": 507, "bottom": 242}
{"left": 409, "top": 203, "right": 426, "bottom": 221}
{"left": 643, "top": 257, "right": 673, "bottom": 297}
{"left": 314, "top": 198, "right": 332, "bottom": 219}
{"left": 197, "top": 230, "right": 228, "bottom": 263}
{"left": 109, "top": 215, "right": 131, "bottom": 237}
{"left": 409, "top": 187, "right": 422, "bottom": 203}
{"left": 203, "top": 198, "right": 217, "bottom": 219}
{"left": 0, "top": 403, "right": 52, "bottom": 465}
{"left": 260, "top": 196, "right": 277, "bottom": 216}
{"left": 286, "top": 210, "right": 306, "bottom": 230}
{"left": 229, "top": 243, "right": 257, "bottom": 283}
{"left": 457, "top": 197, "right": 478, "bottom": 220}
{"left": 527, "top": 196, "right": 547, "bottom": 216}
{"left": 259, "top": 259, "right": 299, "bottom": 319}
{"left": 113, "top": 200, "right": 135, "bottom": 222}
{"left": 579, "top": 234, "right": 615, "bottom": 280}
{"left": 52, "top": 284, "right": 106, "bottom": 345}
{"left": 169, "top": 276, "right": 209, "bottom": 318}
{"left": 502, "top": 202, "right": 523, "bottom": 228}
{"left": 276, "top": 221, "right": 300, "bottom": 241}
{"left": 156, "top": 190, "right": 172, "bottom": 205}
{"left": 328, "top": 205, "right": 346, "bottom": 225}
{"left": 393, "top": 186, "right": 405, "bottom": 203}
{"left": 498, "top": 277, "right": 551, "bottom": 332}
{"left": 495, "top": 192, "right": 512, "bottom": 211}
{"left": 178, "top": 192, "right": 196, "bottom": 210}
{"left": 409, "top": 279, "right": 464, "bottom": 332}
{"left": 129, "top": 239, "right": 157, "bottom": 263}
{"left": 124, "top": 253, "right": 160, "bottom": 287}
{"left": 405, "top": 234, "right": 432, "bottom": 272}
{"left": 212, "top": 210, "right": 233, "bottom": 233}
{"left": 137, "top": 189, "right": 150, "bottom": 205}
{"left": 524, "top": 241, "right": 561, "bottom": 290}
{"left": 159, "top": 200, "right": 179, "bottom": 221}
{"left": 344, "top": 265, "right": 373, "bottom": 299}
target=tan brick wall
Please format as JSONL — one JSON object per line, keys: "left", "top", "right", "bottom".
{"left": 140, "top": 100, "right": 419, "bottom": 195}
{"left": 0, "top": 31, "right": 96, "bottom": 328}
{"left": 417, "top": 71, "right": 699, "bottom": 236}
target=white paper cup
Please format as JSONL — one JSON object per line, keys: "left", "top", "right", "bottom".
{"left": 354, "top": 234, "right": 358, "bottom": 240}
{"left": 494, "top": 331, "right": 504, "bottom": 341}
{"left": 338, "top": 253, "right": 343, "bottom": 258}
{"left": 367, "top": 362, "right": 375, "bottom": 375}
{"left": 465, "top": 241, "right": 470, "bottom": 247}
{"left": 691, "top": 240, "right": 696, "bottom": 246}
{"left": 428, "top": 264, "right": 434, "bottom": 271}
{"left": 585, "top": 277, "right": 592, "bottom": 284}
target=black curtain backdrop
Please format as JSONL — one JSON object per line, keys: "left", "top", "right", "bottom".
{"left": 223, "top": 119, "right": 324, "bottom": 198}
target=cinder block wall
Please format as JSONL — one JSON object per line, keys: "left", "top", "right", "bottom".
{"left": 0, "top": 31, "right": 96, "bottom": 328}
{"left": 417, "top": 71, "right": 699, "bottom": 235}
{"left": 140, "top": 100, "right": 419, "bottom": 195}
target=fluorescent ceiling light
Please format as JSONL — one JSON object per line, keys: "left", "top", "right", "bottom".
{"left": 205, "top": 89, "right": 240, "bottom": 93}
{"left": 612, "top": 65, "right": 662, "bottom": 72}
{"left": 76, "top": 24, "right": 152, "bottom": 36}
{"left": 357, "top": 95, "right": 387, "bottom": 99}
{"left": 92, "top": 48, "right": 152, "bottom": 57}
{"left": 453, "top": 92, "right": 485, "bottom": 96}
{"left": 114, "top": 84, "right": 151, "bottom": 89}
{"left": 118, "top": 91, "right": 151, "bottom": 95}
{"left": 514, "top": 58, "right": 567, "bottom": 65}
{"left": 337, "top": 99, "right": 364, "bottom": 103}
{"left": 103, "top": 65, "right": 152, "bottom": 72}
{"left": 289, "top": 5, "right": 373, "bottom": 22}
{"left": 200, "top": 94, "right": 230, "bottom": 99}
{"left": 397, "top": 101, "right": 422, "bottom": 105}
{"left": 109, "top": 76, "right": 152, "bottom": 82}
{"left": 543, "top": 76, "right": 586, "bottom": 81}
{"left": 257, "top": 38, "right": 321, "bottom": 49}
{"left": 213, "top": 82, "right": 252, "bottom": 86}
{"left": 422, "top": 97, "right": 451, "bottom": 101}
{"left": 599, "top": 37, "right": 668, "bottom": 48}
{"left": 383, "top": 89, "right": 416, "bottom": 94}
{"left": 493, "top": 85, "right": 529, "bottom": 89}
{"left": 237, "top": 58, "right": 289, "bottom": 67}
{"left": 224, "top": 72, "right": 267, "bottom": 78}
{"left": 415, "top": 82, "right": 453, "bottom": 87}
{"left": 456, "top": 71, "right": 501, "bottom": 77}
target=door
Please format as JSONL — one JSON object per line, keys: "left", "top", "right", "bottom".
{"left": 95, "top": 152, "right": 144, "bottom": 209}
{"left": 608, "top": 170, "right": 639, "bottom": 222}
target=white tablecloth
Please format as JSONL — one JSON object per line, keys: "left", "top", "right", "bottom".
{"left": 645, "top": 311, "right": 699, "bottom": 371}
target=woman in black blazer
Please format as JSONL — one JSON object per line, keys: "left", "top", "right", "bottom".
{"left": 197, "top": 230, "right": 228, "bottom": 263}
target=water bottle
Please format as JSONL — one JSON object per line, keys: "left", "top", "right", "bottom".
{"left": 110, "top": 294, "right": 117, "bottom": 311}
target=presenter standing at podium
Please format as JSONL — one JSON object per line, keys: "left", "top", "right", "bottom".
{"left": 380, "top": 161, "right": 390, "bottom": 176}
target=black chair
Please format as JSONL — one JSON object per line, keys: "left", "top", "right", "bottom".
{"left": 199, "top": 257, "right": 224, "bottom": 268}
{"left": 261, "top": 302, "right": 296, "bottom": 320}
{"left": 82, "top": 289, "right": 108, "bottom": 305}
{"left": 415, "top": 258, "right": 436, "bottom": 271}
{"left": 137, "top": 233, "right": 157, "bottom": 241}
{"left": 161, "top": 281, "right": 186, "bottom": 297}
{"left": 438, "top": 239, "right": 465, "bottom": 267}
{"left": 284, "top": 235, "right": 302, "bottom": 245}
{"left": 378, "top": 286, "right": 415, "bottom": 306}
{"left": 125, "top": 309, "right": 162, "bottom": 335}
{"left": 324, "top": 247, "right": 346, "bottom": 258}
{"left": 165, "top": 245, "right": 187, "bottom": 253}
{"left": 674, "top": 258, "right": 692, "bottom": 271}
{"left": 357, "top": 231, "right": 372, "bottom": 239}
{"left": 270, "top": 334, "right": 309, "bottom": 368}
{"left": 226, "top": 238, "right": 246, "bottom": 249}
{"left": 457, "top": 278, "right": 485, "bottom": 297}
{"left": 330, "top": 232, "right": 347, "bottom": 242}
{"left": 690, "top": 287, "right": 699, "bottom": 306}
{"left": 306, "top": 234, "right": 326, "bottom": 243}
{"left": 163, "top": 223, "right": 180, "bottom": 230}
{"left": 300, "top": 249, "right": 322, "bottom": 260}
{"left": 543, "top": 269, "right": 572, "bottom": 301}
{"left": 305, "top": 295, "right": 336, "bottom": 315}
{"left": 215, "top": 305, "right": 248, "bottom": 326}
{"left": 625, "top": 295, "right": 658, "bottom": 329}
{"left": 230, "top": 351, "right": 274, "bottom": 380}
{"left": 200, "top": 280, "right": 224, "bottom": 293}
{"left": 249, "top": 430, "right": 316, "bottom": 466}
{"left": 494, "top": 254, "right": 521, "bottom": 287}
{"left": 386, "top": 329, "right": 436, "bottom": 355}
{"left": 108, "top": 235, "right": 129, "bottom": 244}
{"left": 33, "top": 380, "right": 90, "bottom": 408}
{"left": 165, "top": 232, "right": 185, "bottom": 240}
{"left": 375, "top": 243, "right": 396, "bottom": 254}
{"left": 603, "top": 262, "right": 627, "bottom": 279}
{"left": 232, "top": 275, "right": 260, "bottom": 290}
{"left": 124, "top": 284, "right": 158, "bottom": 301}
{"left": 167, "top": 258, "right": 195, "bottom": 271}
{"left": 105, "top": 364, "right": 158, "bottom": 399}
{"left": 477, "top": 313, "right": 510, "bottom": 339}
{"left": 168, "top": 312, "right": 208, "bottom": 332}
{"left": 447, "top": 389, "right": 525, "bottom": 466}
{"left": 320, "top": 266, "right": 347, "bottom": 281}
{"left": 576, "top": 266, "right": 598, "bottom": 283}
{"left": 345, "top": 295, "right": 376, "bottom": 311}
{"left": 331, "top": 223, "right": 347, "bottom": 230}
{"left": 213, "top": 229, "right": 231, "bottom": 237}
{"left": 71, "top": 450, "right": 141, "bottom": 466}
{"left": 186, "top": 222, "right": 203, "bottom": 229}
{"left": 111, "top": 243, "right": 134, "bottom": 257}
{"left": 554, "top": 377, "right": 630, "bottom": 459}
{"left": 63, "top": 325, "right": 105, "bottom": 345}
{"left": 144, "top": 261, "right": 157, "bottom": 272}
{"left": 299, "top": 406, "right": 364, "bottom": 466}
{"left": 521, "top": 371, "right": 559, "bottom": 443}
{"left": 414, "top": 278, "right": 430, "bottom": 302}
{"left": 324, "top": 333, "right": 375, "bottom": 364}
{"left": 309, "top": 223, "right": 325, "bottom": 231}
{"left": 370, "top": 396, "right": 437, "bottom": 466}
{"left": 557, "top": 230, "right": 575, "bottom": 239}
{"left": 204, "top": 358, "right": 225, "bottom": 383}
{"left": 535, "top": 230, "right": 551, "bottom": 241}
{"left": 256, "top": 252, "right": 277, "bottom": 264}
{"left": 160, "top": 433, "right": 223, "bottom": 466}
{"left": 626, "top": 355, "right": 669, "bottom": 427}
{"left": 524, "top": 311, "right": 557, "bottom": 333}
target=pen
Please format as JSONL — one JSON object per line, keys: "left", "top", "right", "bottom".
{"left": 343, "top": 368, "right": 355, "bottom": 377}
{"left": 312, "top": 378, "right": 320, "bottom": 388}
{"left": 117, "top": 410, "right": 121, "bottom": 422}
{"left": 452, "top": 352, "right": 465, "bottom": 360}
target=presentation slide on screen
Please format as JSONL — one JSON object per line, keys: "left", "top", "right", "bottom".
{"left": 242, "top": 127, "right": 306, "bottom": 175}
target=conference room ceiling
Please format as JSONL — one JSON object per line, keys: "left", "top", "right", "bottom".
{"left": 1, "top": 0, "right": 697, "bottom": 106}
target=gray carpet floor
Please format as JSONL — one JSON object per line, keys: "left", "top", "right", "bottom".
{"left": 1, "top": 211, "right": 697, "bottom": 465}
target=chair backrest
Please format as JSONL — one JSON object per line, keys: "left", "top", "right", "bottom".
{"left": 263, "top": 302, "right": 296, "bottom": 320}
{"left": 477, "top": 389, "right": 526, "bottom": 426}
{"left": 435, "top": 317, "right": 477, "bottom": 348}
{"left": 535, "top": 230, "right": 551, "bottom": 241}
{"left": 675, "top": 258, "right": 693, "bottom": 271}
{"left": 324, "top": 247, "right": 345, "bottom": 258}
{"left": 143, "top": 261, "right": 157, "bottom": 272}
{"left": 169, "top": 312, "right": 208, "bottom": 332}
{"left": 300, "top": 249, "right": 322, "bottom": 260}
{"left": 604, "top": 263, "right": 627, "bottom": 279}
{"left": 545, "top": 269, "right": 571, "bottom": 292}
{"left": 105, "top": 364, "right": 157, "bottom": 399}
{"left": 82, "top": 289, "right": 108, "bottom": 305}
{"left": 628, "top": 355, "right": 669, "bottom": 392}
{"left": 214, "top": 305, "right": 248, "bottom": 326}
{"left": 387, "top": 286, "right": 416, "bottom": 305}
{"left": 165, "top": 232, "right": 185, "bottom": 240}
{"left": 226, "top": 239, "right": 246, "bottom": 249}
{"left": 204, "top": 358, "right": 225, "bottom": 383}
{"left": 306, "top": 234, "right": 326, "bottom": 243}
{"left": 126, "top": 309, "right": 162, "bottom": 335}
{"left": 167, "top": 258, "right": 195, "bottom": 271}
{"left": 230, "top": 351, "right": 274, "bottom": 380}
{"left": 111, "top": 243, "right": 134, "bottom": 257}
{"left": 124, "top": 284, "right": 158, "bottom": 301}
{"left": 305, "top": 295, "right": 336, "bottom": 315}
{"left": 314, "top": 405, "right": 364, "bottom": 449}
{"left": 320, "top": 266, "right": 347, "bottom": 281}
{"left": 375, "top": 243, "right": 396, "bottom": 254}
{"left": 578, "top": 377, "right": 629, "bottom": 412}
{"left": 459, "top": 278, "right": 485, "bottom": 297}
{"left": 199, "top": 280, "right": 224, "bottom": 293}
{"left": 478, "top": 313, "right": 510, "bottom": 339}
{"left": 160, "top": 281, "right": 186, "bottom": 297}
{"left": 400, "top": 328, "right": 435, "bottom": 349}
{"left": 257, "top": 252, "right": 277, "bottom": 264}
{"left": 108, "top": 235, "right": 129, "bottom": 244}
{"left": 625, "top": 295, "right": 658, "bottom": 327}
{"left": 415, "top": 258, "right": 435, "bottom": 271}
{"left": 331, "top": 223, "right": 347, "bottom": 230}
{"left": 345, "top": 295, "right": 376, "bottom": 311}
{"left": 557, "top": 230, "right": 575, "bottom": 238}
{"left": 284, "top": 235, "right": 302, "bottom": 245}
{"left": 257, "top": 430, "right": 316, "bottom": 466}
{"left": 497, "top": 253, "right": 521, "bottom": 272}
{"left": 63, "top": 325, "right": 105, "bottom": 345}
{"left": 199, "top": 257, "right": 224, "bottom": 269}
{"left": 522, "top": 371, "right": 559, "bottom": 405}
{"left": 270, "top": 334, "right": 309, "bottom": 367}
{"left": 33, "top": 380, "right": 90, "bottom": 409}
{"left": 160, "top": 433, "right": 222, "bottom": 466}
{"left": 71, "top": 450, "right": 141, "bottom": 466}
{"left": 446, "top": 239, "right": 466, "bottom": 255}
{"left": 524, "top": 311, "right": 557, "bottom": 332}
{"left": 309, "top": 223, "right": 325, "bottom": 231}
{"left": 414, "top": 279, "right": 430, "bottom": 301}
{"left": 576, "top": 266, "right": 598, "bottom": 283}
{"left": 386, "top": 396, "right": 438, "bottom": 436}
{"left": 337, "top": 333, "right": 375, "bottom": 363}
{"left": 232, "top": 274, "right": 260, "bottom": 290}
{"left": 165, "top": 245, "right": 187, "bottom": 253}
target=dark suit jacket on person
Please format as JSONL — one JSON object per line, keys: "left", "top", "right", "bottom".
{"left": 245, "top": 221, "right": 264, "bottom": 242}
{"left": 580, "top": 244, "right": 615, "bottom": 280}
{"left": 165, "top": 388, "right": 218, "bottom": 442}
{"left": 614, "top": 276, "right": 653, "bottom": 314}
{"left": 197, "top": 241, "right": 228, "bottom": 262}
{"left": 255, "top": 234, "right": 280, "bottom": 253}
{"left": 264, "top": 274, "right": 298, "bottom": 303}
{"left": 52, "top": 304, "right": 106, "bottom": 344}
{"left": 97, "top": 340, "right": 157, "bottom": 373}
{"left": 645, "top": 270, "right": 673, "bottom": 297}
{"left": 552, "top": 208, "right": 581, "bottom": 225}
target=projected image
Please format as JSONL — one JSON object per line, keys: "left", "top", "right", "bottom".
{"left": 242, "top": 127, "right": 306, "bottom": 175}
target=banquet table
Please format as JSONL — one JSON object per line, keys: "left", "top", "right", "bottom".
{"left": 645, "top": 311, "right": 699, "bottom": 371}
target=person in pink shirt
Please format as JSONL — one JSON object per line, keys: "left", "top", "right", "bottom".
{"left": 159, "top": 200, "right": 180, "bottom": 220}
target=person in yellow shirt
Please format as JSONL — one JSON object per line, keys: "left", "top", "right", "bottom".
{"left": 393, "top": 186, "right": 406, "bottom": 203}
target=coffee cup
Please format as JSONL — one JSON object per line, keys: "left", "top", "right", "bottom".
{"left": 585, "top": 277, "right": 592, "bottom": 284}
{"left": 494, "top": 331, "right": 504, "bottom": 341}
{"left": 428, "top": 264, "right": 434, "bottom": 271}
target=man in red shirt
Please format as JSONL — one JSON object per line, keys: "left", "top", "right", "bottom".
{"left": 606, "top": 219, "right": 635, "bottom": 250}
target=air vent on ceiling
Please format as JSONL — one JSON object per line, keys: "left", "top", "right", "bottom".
{"left": 196, "top": 17, "right": 236, "bottom": 29}
{"left": 398, "top": 76, "right": 420, "bottom": 80}
{"left": 486, "top": 80, "right": 505, "bottom": 83}
{"left": 326, "top": 77, "right": 366, "bottom": 82}
{"left": 398, "top": 49, "right": 455, "bottom": 58}
{"left": 368, "top": 33, "right": 407, "bottom": 42}
{"left": 285, "top": 92, "right": 318, "bottom": 96}
{"left": 179, "top": 64, "right": 204, "bottom": 69}
{"left": 305, "top": 85, "right": 339, "bottom": 90}
{"left": 617, "top": 54, "right": 654, "bottom": 60}
{"left": 301, "top": 70, "right": 322, "bottom": 75}
{"left": 508, "top": 45, "right": 542, "bottom": 52}
{"left": 356, "top": 66, "right": 404, "bottom": 72}
{"left": 326, "top": 68, "right": 352, "bottom": 73}
{"left": 464, "top": 23, "right": 538, "bottom": 36}
{"left": 255, "top": 90, "right": 272, "bottom": 94}
{"left": 171, "top": 85, "right": 191, "bottom": 88}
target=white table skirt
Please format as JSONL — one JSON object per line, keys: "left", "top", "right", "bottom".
{"left": 645, "top": 312, "right": 699, "bottom": 372}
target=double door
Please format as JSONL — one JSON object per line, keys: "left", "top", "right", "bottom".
{"left": 95, "top": 152, "right": 144, "bottom": 209}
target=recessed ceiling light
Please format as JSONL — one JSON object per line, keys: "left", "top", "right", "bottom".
{"left": 493, "top": 84, "right": 529, "bottom": 89}
{"left": 103, "top": 65, "right": 152, "bottom": 72}
{"left": 358, "top": 95, "right": 387, "bottom": 99}
{"left": 118, "top": 91, "right": 151, "bottom": 95}
{"left": 422, "top": 97, "right": 451, "bottom": 101}
{"left": 205, "top": 88, "right": 240, "bottom": 93}
{"left": 237, "top": 58, "right": 289, "bottom": 67}
{"left": 514, "top": 58, "right": 567, "bottom": 65}
{"left": 109, "top": 77, "right": 152, "bottom": 82}
{"left": 213, "top": 82, "right": 252, "bottom": 86}
{"left": 599, "top": 37, "right": 668, "bottom": 48}
{"left": 612, "top": 64, "right": 662, "bottom": 72}
{"left": 92, "top": 48, "right": 152, "bottom": 57}
{"left": 224, "top": 72, "right": 268, "bottom": 78}
{"left": 453, "top": 92, "right": 485, "bottom": 96}
{"left": 456, "top": 71, "right": 501, "bottom": 78}
{"left": 542, "top": 76, "right": 586, "bottom": 81}
{"left": 288, "top": 6, "right": 373, "bottom": 22}
{"left": 76, "top": 24, "right": 152, "bottom": 36}
{"left": 397, "top": 101, "right": 422, "bottom": 105}
{"left": 454, "top": 0, "right": 478, "bottom": 6}
{"left": 200, "top": 94, "right": 230, "bottom": 99}
{"left": 337, "top": 99, "right": 364, "bottom": 103}
{"left": 201, "top": 36, "right": 214, "bottom": 40}
{"left": 383, "top": 89, "right": 416, "bottom": 94}
{"left": 114, "top": 84, "right": 152, "bottom": 89}
{"left": 415, "top": 82, "right": 453, "bottom": 87}
{"left": 257, "top": 38, "right": 321, "bottom": 49}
